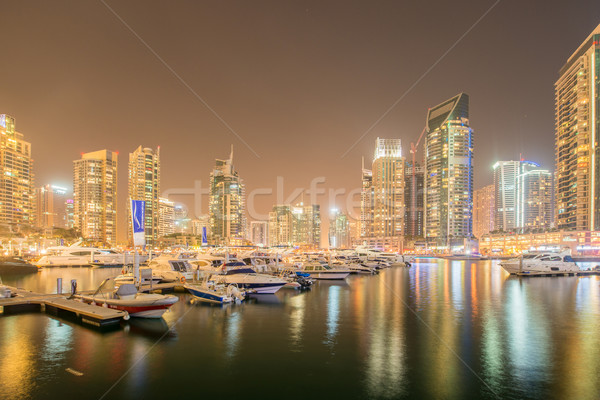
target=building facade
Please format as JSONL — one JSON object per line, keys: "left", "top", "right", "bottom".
{"left": 269, "top": 205, "right": 293, "bottom": 246}
{"left": 292, "top": 203, "right": 321, "bottom": 248}
{"left": 424, "top": 93, "right": 473, "bottom": 248}
{"left": 516, "top": 167, "right": 554, "bottom": 230}
{"left": 0, "top": 114, "right": 34, "bottom": 230}
{"left": 73, "top": 150, "right": 118, "bottom": 246}
{"left": 128, "top": 146, "right": 160, "bottom": 246}
{"left": 473, "top": 184, "right": 495, "bottom": 238}
{"left": 209, "top": 148, "right": 246, "bottom": 245}
{"left": 250, "top": 220, "right": 268, "bottom": 246}
{"left": 329, "top": 209, "right": 350, "bottom": 248}
{"left": 35, "top": 184, "right": 70, "bottom": 230}
{"left": 158, "top": 197, "right": 175, "bottom": 238}
{"left": 555, "top": 23, "right": 600, "bottom": 231}
{"left": 404, "top": 163, "right": 424, "bottom": 237}
{"left": 360, "top": 159, "right": 374, "bottom": 238}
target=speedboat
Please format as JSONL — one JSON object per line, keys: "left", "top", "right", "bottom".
{"left": 500, "top": 251, "right": 580, "bottom": 275}
{"left": 297, "top": 262, "right": 351, "bottom": 280}
{"left": 214, "top": 267, "right": 287, "bottom": 294}
{"left": 354, "top": 246, "right": 411, "bottom": 267}
{"left": 73, "top": 278, "right": 178, "bottom": 318}
{"left": 185, "top": 277, "right": 245, "bottom": 304}
{"left": 147, "top": 256, "right": 196, "bottom": 283}
{"left": 0, "top": 257, "right": 39, "bottom": 274}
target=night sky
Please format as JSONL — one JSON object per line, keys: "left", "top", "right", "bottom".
{"left": 1, "top": 1, "right": 600, "bottom": 242}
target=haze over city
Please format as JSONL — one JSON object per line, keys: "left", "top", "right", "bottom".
{"left": 2, "top": 1, "right": 600, "bottom": 242}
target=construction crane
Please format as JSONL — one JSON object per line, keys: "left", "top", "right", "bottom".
{"left": 408, "top": 127, "right": 427, "bottom": 237}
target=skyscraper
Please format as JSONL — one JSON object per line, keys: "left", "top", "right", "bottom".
{"left": 269, "top": 205, "right": 293, "bottom": 246}
{"left": 73, "top": 150, "right": 118, "bottom": 246}
{"left": 250, "top": 220, "right": 268, "bottom": 246}
{"left": 360, "top": 159, "right": 374, "bottom": 238}
{"left": 329, "top": 209, "right": 350, "bottom": 248}
{"left": 158, "top": 197, "right": 175, "bottom": 237}
{"left": 128, "top": 146, "right": 160, "bottom": 246}
{"left": 473, "top": 184, "right": 495, "bottom": 238}
{"left": 0, "top": 114, "right": 34, "bottom": 230}
{"left": 35, "top": 184, "right": 69, "bottom": 230}
{"left": 424, "top": 93, "right": 473, "bottom": 247}
{"left": 292, "top": 203, "right": 321, "bottom": 247}
{"left": 209, "top": 147, "right": 246, "bottom": 245}
{"left": 404, "top": 162, "right": 424, "bottom": 237}
{"left": 516, "top": 166, "right": 554, "bottom": 230}
{"left": 494, "top": 160, "right": 524, "bottom": 231}
{"left": 555, "top": 23, "right": 600, "bottom": 231}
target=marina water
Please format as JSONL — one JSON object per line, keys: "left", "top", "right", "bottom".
{"left": 1, "top": 259, "right": 600, "bottom": 399}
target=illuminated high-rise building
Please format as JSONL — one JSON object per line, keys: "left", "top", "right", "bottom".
{"left": 329, "top": 209, "right": 350, "bottom": 248}
{"left": 424, "top": 93, "right": 473, "bottom": 247}
{"left": 209, "top": 147, "right": 246, "bottom": 245}
{"left": 158, "top": 197, "right": 175, "bottom": 237}
{"left": 250, "top": 220, "right": 268, "bottom": 246}
{"left": 404, "top": 162, "right": 424, "bottom": 237}
{"left": 73, "top": 150, "right": 118, "bottom": 246}
{"left": 473, "top": 184, "right": 495, "bottom": 238}
{"left": 555, "top": 23, "right": 600, "bottom": 231}
{"left": 0, "top": 114, "right": 34, "bottom": 230}
{"left": 494, "top": 160, "right": 524, "bottom": 231}
{"left": 35, "top": 184, "right": 69, "bottom": 229}
{"left": 292, "top": 203, "right": 321, "bottom": 248}
{"left": 128, "top": 146, "right": 160, "bottom": 246}
{"left": 360, "top": 138, "right": 405, "bottom": 240}
{"left": 516, "top": 166, "right": 554, "bottom": 230}
{"left": 269, "top": 205, "right": 292, "bottom": 246}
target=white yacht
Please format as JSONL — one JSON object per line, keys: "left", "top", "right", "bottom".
{"left": 213, "top": 265, "right": 287, "bottom": 294}
{"left": 297, "top": 262, "right": 351, "bottom": 280}
{"left": 354, "top": 246, "right": 411, "bottom": 267}
{"left": 35, "top": 243, "right": 137, "bottom": 267}
{"left": 147, "top": 256, "right": 196, "bottom": 282}
{"left": 500, "top": 251, "right": 580, "bottom": 275}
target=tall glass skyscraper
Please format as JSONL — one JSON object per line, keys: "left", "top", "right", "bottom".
{"left": 209, "top": 147, "right": 246, "bottom": 245}
{"left": 424, "top": 93, "right": 473, "bottom": 248}
{"left": 555, "top": 23, "right": 600, "bottom": 231}
{"left": 128, "top": 146, "right": 160, "bottom": 246}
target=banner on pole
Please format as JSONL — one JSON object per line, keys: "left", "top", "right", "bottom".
{"left": 202, "top": 226, "right": 208, "bottom": 246}
{"left": 131, "top": 199, "right": 146, "bottom": 247}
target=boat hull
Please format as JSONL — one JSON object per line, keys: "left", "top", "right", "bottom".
{"left": 305, "top": 272, "right": 349, "bottom": 280}
{"left": 76, "top": 296, "right": 178, "bottom": 318}
{"left": 185, "top": 285, "right": 233, "bottom": 304}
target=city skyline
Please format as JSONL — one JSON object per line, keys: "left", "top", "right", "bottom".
{"left": 2, "top": 3, "right": 600, "bottom": 243}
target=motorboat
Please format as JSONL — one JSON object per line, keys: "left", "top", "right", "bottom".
{"left": 354, "top": 246, "right": 411, "bottom": 267}
{"left": 213, "top": 267, "right": 287, "bottom": 294}
{"left": 297, "top": 262, "right": 351, "bottom": 280}
{"left": 499, "top": 251, "right": 581, "bottom": 275}
{"left": 185, "top": 276, "right": 245, "bottom": 304}
{"left": 0, "top": 257, "right": 39, "bottom": 274}
{"left": 73, "top": 278, "right": 178, "bottom": 318}
{"left": 0, "top": 278, "right": 14, "bottom": 298}
{"left": 147, "top": 256, "right": 196, "bottom": 283}
{"left": 35, "top": 242, "right": 138, "bottom": 267}
{"left": 276, "top": 268, "right": 315, "bottom": 289}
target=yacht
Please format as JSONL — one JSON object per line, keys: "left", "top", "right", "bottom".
{"left": 297, "top": 262, "right": 351, "bottom": 280}
{"left": 35, "top": 243, "right": 137, "bottom": 267}
{"left": 354, "top": 246, "right": 411, "bottom": 267}
{"left": 212, "top": 266, "right": 287, "bottom": 294}
{"left": 185, "top": 276, "right": 245, "bottom": 304}
{"left": 0, "top": 257, "right": 39, "bottom": 274}
{"left": 147, "top": 256, "right": 196, "bottom": 282}
{"left": 500, "top": 251, "right": 580, "bottom": 275}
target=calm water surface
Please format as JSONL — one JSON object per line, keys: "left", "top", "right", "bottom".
{"left": 1, "top": 260, "right": 600, "bottom": 400}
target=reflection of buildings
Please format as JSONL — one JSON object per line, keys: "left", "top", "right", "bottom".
{"left": 424, "top": 94, "right": 473, "bottom": 248}
{"left": 555, "top": 24, "right": 600, "bottom": 231}
{"left": 73, "top": 150, "right": 118, "bottom": 246}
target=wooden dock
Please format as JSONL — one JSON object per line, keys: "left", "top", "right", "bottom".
{"left": 0, "top": 287, "right": 127, "bottom": 327}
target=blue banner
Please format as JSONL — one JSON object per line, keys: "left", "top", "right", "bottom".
{"left": 202, "top": 226, "right": 208, "bottom": 245}
{"left": 131, "top": 199, "right": 146, "bottom": 247}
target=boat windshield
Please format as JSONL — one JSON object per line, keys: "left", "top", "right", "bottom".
{"left": 522, "top": 254, "right": 537, "bottom": 259}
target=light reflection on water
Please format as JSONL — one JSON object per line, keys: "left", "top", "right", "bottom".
{"left": 1, "top": 261, "right": 600, "bottom": 399}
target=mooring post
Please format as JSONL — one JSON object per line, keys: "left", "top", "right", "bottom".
{"left": 71, "top": 279, "right": 77, "bottom": 295}
{"left": 57, "top": 278, "right": 62, "bottom": 294}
